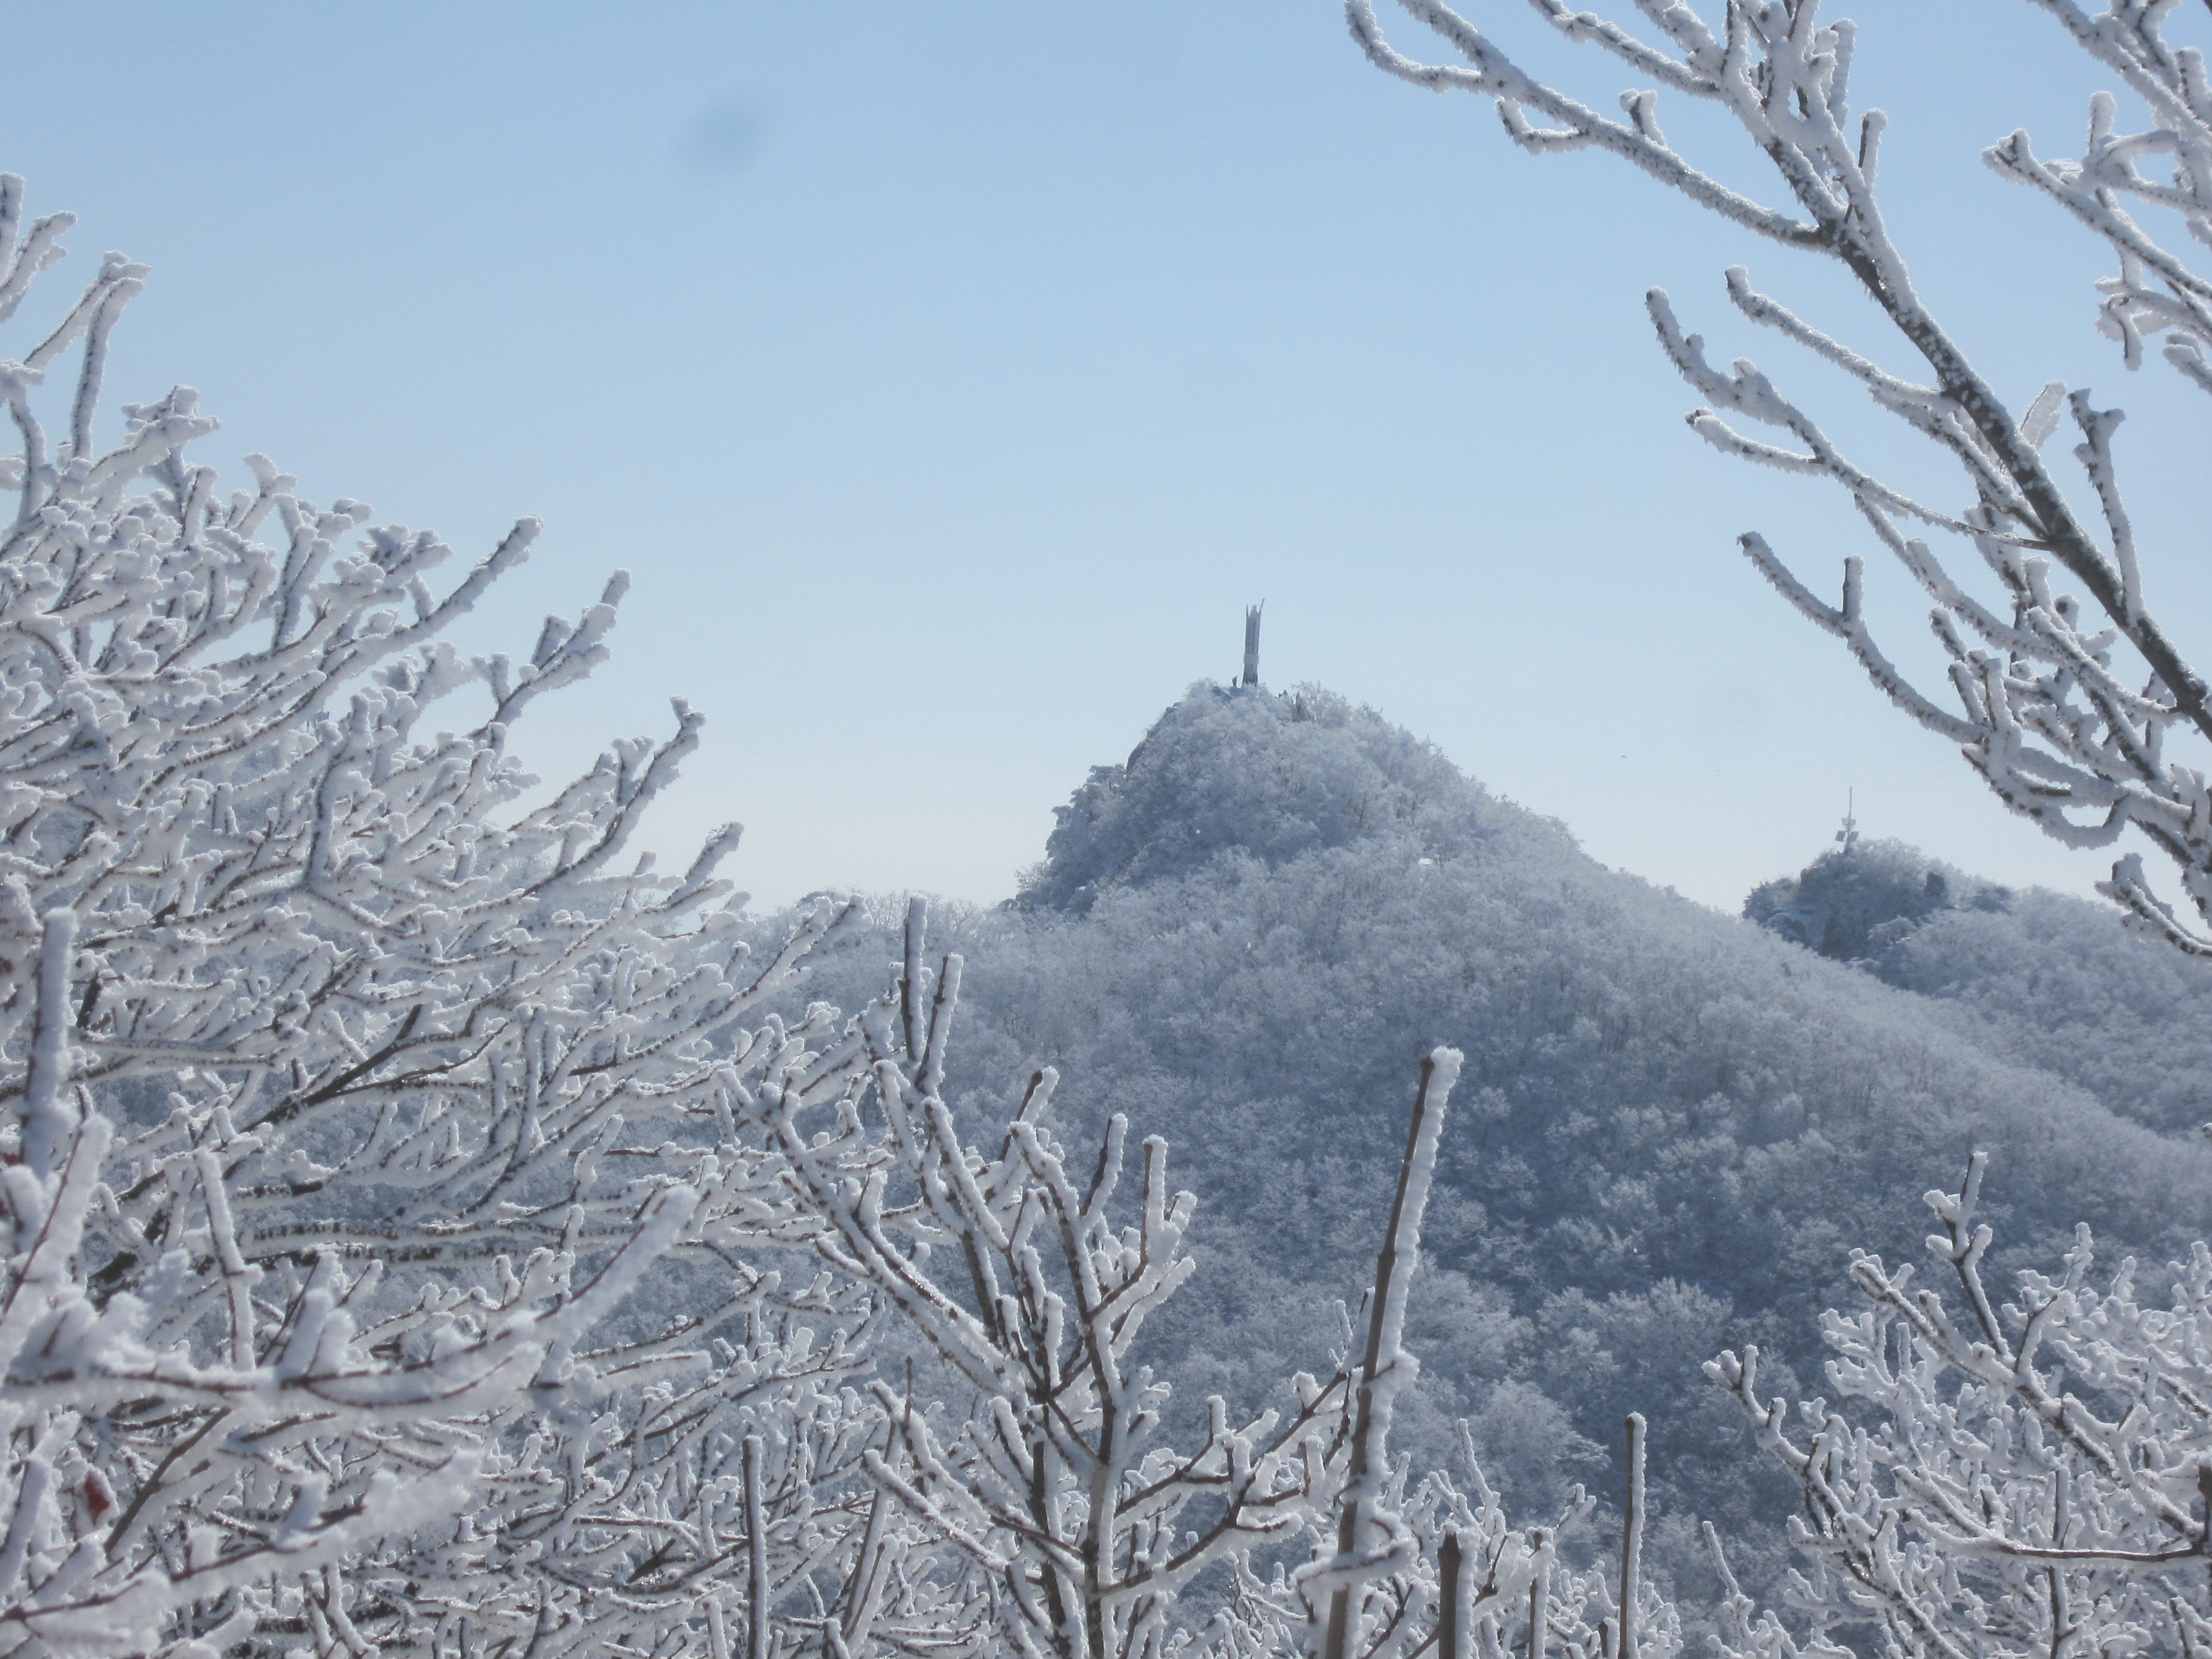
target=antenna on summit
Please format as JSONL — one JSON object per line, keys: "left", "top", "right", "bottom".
{"left": 1835, "top": 789, "right": 1860, "bottom": 855}
{"left": 1241, "top": 603, "right": 1263, "bottom": 688}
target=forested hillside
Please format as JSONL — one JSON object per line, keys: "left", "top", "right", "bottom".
{"left": 773, "top": 679, "right": 2212, "bottom": 1600}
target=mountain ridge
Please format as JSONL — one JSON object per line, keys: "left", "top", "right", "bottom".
{"left": 758, "top": 677, "right": 2212, "bottom": 1603}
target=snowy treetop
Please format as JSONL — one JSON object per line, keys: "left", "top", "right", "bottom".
{"left": 1018, "top": 682, "right": 1570, "bottom": 914}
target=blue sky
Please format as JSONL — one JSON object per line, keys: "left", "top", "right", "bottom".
{"left": 7, "top": 2, "right": 2204, "bottom": 914}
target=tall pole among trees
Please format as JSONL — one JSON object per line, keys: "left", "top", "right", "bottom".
{"left": 1243, "top": 603, "right": 1263, "bottom": 687}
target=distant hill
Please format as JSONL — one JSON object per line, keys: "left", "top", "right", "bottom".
{"left": 1744, "top": 836, "right": 2012, "bottom": 962}
{"left": 765, "top": 680, "right": 2212, "bottom": 1604}
{"left": 1747, "top": 838, "right": 2212, "bottom": 1136}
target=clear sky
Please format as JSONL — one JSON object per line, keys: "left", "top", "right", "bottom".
{"left": 6, "top": 2, "right": 2204, "bottom": 915}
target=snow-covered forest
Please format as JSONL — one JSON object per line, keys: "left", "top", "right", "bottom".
{"left": 13, "top": 1, "right": 2212, "bottom": 1657}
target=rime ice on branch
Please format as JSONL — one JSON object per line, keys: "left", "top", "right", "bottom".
{"left": 756, "top": 916, "right": 1678, "bottom": 1659}
{"left": 1348, "top": 0, "right": 2212, "bottom": 954}
{"left": 754, "top": 897, "right": 1363, "bottom": 1658}
{"left": 0, "top": 174, "right": 967, "bottom": 1659}
{"left": 1709, "top": 1152, "right": 2212, "bottom": 1657}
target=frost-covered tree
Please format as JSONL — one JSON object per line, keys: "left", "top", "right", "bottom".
{"left": 1709, "top": 1152, "right": 2212, "bottom": 1658}
{"left": 0, "top": 174, "right": 977, "bottom": 1659}
{"left": 1348, "top": 0, "right": 2212, "bottom": 953}
{"left": 753, "top": 902, "right": 1360, "bottom": 1657}
{"left": 754, "top": 898, "right": 1405, "bottom": 1659}
{"left": 748, "top": 899, "right": 1692, "bottom": 1659}
{"left": 1209, "top": 1051, "right": 1681, "bottom": 1659}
